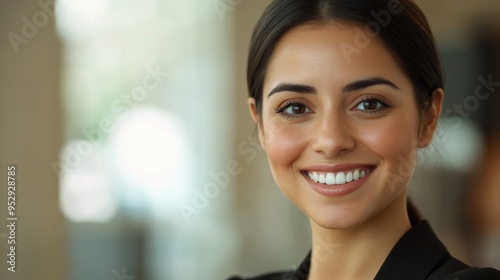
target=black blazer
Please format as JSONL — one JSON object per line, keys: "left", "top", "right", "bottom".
{"left": 229, "top": 220, "right": 500, "bottom": 279}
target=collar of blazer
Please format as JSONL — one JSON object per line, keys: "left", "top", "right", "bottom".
{"left": 286, "top": 220, "right": 451, "bottom": 280}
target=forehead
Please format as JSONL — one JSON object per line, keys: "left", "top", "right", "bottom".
{"left": 264, "top": 22, "right": 410, "bottom": 92}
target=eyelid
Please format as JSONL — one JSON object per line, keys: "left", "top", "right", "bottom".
{"left": 353, "top": 94, "right": 390, "bottom": 106}
{"left": 275, "top": 98, "right": 310, "bottom": 112}
{"left": 351, "top": 96, "right": 391, "bottom": 113}
{"left": 274, "top": 99, "right": 313, "bottom": 119}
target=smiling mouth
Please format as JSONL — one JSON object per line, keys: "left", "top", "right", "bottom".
{"left": 304, "top": 167, "right": 374, "bottom": 186}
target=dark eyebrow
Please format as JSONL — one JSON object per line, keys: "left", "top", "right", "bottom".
{"left": 267, "top": 77, "right": 400, "bottom": 99}
{"left": 268, "top": 83, "right": 317, "bottom": 99}
{"left": 341, "top": 77, "right": 400, "bottom": 93}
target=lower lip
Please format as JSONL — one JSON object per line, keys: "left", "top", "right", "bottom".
{"left": 303, "top": 168, "right": 374, "bottom": 197}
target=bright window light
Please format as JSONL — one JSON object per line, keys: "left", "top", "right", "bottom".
{"left": 55, "top": 0, "right": 109, "bottom": 41}
{"left": 109, "top": 107, "right": 189, "bottom": 214}
{"left": 59, "top": 141, "right": 118, "bottom": 223}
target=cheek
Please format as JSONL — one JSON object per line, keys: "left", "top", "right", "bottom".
{"left": 358, "top": 110, "right": 420, "bottom": 176}
{"left": 263, "top": 121, "right": 309, "bottom": 175}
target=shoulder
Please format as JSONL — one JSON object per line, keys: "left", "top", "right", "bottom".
{"left": 227, "top": 271, "right": 290, "bottom": 280}
{"left": 428, "top": 254, "right": 500, "bottom": 280}
{"left": 447, "top": 267, "right": 500, "bottom": 280}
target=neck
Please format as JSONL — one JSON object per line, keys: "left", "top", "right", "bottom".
{"left": 308, "top": 193, "right": 411, "bottom": 280}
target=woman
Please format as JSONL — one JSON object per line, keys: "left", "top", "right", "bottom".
{"left": 230, "top": 0, "right": 500, "bottom": 279}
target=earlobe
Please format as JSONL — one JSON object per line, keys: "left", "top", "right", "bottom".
{"left": 247, "top": 98, "right": 266, "bottom": 150}
{"left": 418, "top": 88, "right": 444, "bottom": 148}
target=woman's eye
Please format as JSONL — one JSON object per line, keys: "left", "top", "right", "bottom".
{"left": 354, "top": 98, "right": 388, "bottom": 111}
{"left": 285, "top": 104, "right": 309, "bottom": 114}
{"left": 276, "top": 101, "right": 311, "bottom": 118}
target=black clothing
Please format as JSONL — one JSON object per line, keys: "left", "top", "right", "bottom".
{"left": 229, "top": 220, "right": 500, "bottom": 279}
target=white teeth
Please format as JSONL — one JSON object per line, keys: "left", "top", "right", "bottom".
{"left": 307, "top": 168, "right": 372, "bottom": 185}
{"left": 335, "top": 172, "right": 346, "bottom": 184}
{"left": 326, "top": 173, "right": 335, "bottom": 185}
{"left": 318, "top": 173, "right": 326, "bottom": 184}
{"left": 346, "top": 172, "right": 353, "bottom": 183}
{"left": 312, "top": 172, "right": 318, "bottom": 181}
{"left": 353, "top": 169, "right": 360, "bottom": 180}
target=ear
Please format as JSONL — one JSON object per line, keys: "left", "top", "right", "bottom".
{"left": 248, "top": 97, "right": 266, "bottom": 151}
{"left": 418, "top": 88, "right": 444, "bottom": 148}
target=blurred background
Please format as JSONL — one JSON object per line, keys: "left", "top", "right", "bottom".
{"left": 0, "top": 0, "right": 499, "bottom": 279}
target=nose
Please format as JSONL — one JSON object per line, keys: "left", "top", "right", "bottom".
{"left": 310, "top": 113, "right": 355, "bottom": 158}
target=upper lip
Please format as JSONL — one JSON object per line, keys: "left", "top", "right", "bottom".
{"left": 301, "top": 163, "right": 376, "bottom": 173}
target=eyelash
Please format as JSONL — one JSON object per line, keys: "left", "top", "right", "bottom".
{"left": 274, "top": 100, "right": 311, "bottom": 119}
{"left": 274, "top": 97, "right": 390, "bottom": 119}
{"left": 353, "top": 97, "right": 391, "bottom": 114}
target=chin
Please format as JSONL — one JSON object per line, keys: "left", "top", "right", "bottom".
{"left": 303, "top": 188, "right": 405, "bottom": 231}
{"left": 305, "top": 202, "right": 373, "bottom": 230}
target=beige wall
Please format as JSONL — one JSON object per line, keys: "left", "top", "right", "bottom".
{"left": 416, "top": 0, "right": 500, "bottom": 39}
{"left": 0, "top": 1, "right": 65, "bottom": 279}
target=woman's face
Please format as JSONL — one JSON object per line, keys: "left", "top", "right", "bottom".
{"left": 249, "top": 22, "right": 441, "bottom": 230}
